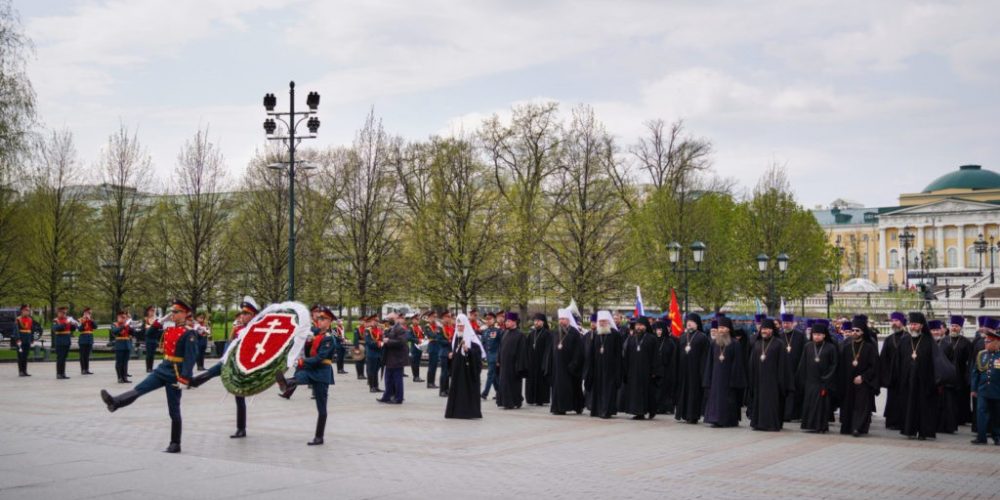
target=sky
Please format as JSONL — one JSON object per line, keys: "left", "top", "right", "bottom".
{"left": 18, "top": 0, "right": 1000, "bottom": 208}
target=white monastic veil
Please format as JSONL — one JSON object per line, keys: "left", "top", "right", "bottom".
{"left": 453, "top": 313, "right": 486, "bottom": 359}
{"left": 558, "top": 308, "right": 581, "bottom": 332}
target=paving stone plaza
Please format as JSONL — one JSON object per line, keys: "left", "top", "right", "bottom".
{"left": 0, "top": 360, "right": 997, "bottom": 499}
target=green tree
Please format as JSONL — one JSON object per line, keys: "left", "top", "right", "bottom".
{"left": 737, "top": 165, "right": 836, "bottom": 315}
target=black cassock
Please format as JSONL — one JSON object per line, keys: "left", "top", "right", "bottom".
{"left": 895, "top": 332, "right": 939, "bottom": 439}
{"left": 838, "top": 339, "right": 879, "bottom": 435}
{"left": 584, "top": 330, "right": 623, "bottom": 418}
{"left": 445, "top": 343, "right": 483, "bottom": 419}
{"left": 547, "top": 327, "right": 585, "bottom": 414}
{"left": 935, "top": 337, "right": 958, "bottom": 434}
{"left": 674, "top": 330, "right": 709, "bottom": 424}
{"left": 622, "top": 332, "right": 659, "bottom": 418}
{"left": 496, "top": 328, "right": 528, "bottom": 409}
{"left": 948, "top": 334, "right": 973, "bottom": 426}
{"left": 525, "top": 326, "right": 551, "bottom": 406}
{"left": 654, "top": 334, "right": 678, "bottom": 415}
{"left": 879, "top": 330, "right": 906, "bottom": 429}
{"left": 799, "top": 340, "right": 838, "bottom": 432}
{"left": 748, "top": 336, "right": 791, "bottom": 431}
{"left": 779, "top": 329, "right": 807, "bottom": 421}
{"left": 703, "top": 340, "right": 748, "bottom": 427}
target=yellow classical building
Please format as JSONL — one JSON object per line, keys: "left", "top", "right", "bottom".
{"left": 813, "top": 165, "right": 1000, "bottom": 296}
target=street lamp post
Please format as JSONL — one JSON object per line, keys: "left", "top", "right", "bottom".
{"left": 667, "top": 240, "right": 706, "bottom": 316}
{"left": 989, "top": 235, "right": 997, "bottom": 284}
{"left": 974, "top": 233, "right": 988, "bottom": 276}
{"left": 756, "top": 252, "right": 789, "bottom": 316}
{"left": 263, "top": 81, "right": 321, "bottom": 301}
{"left": 825, "top": 278, "right": 833, "bottom": 320}
{"left": 899, "top": 229, "right": 915, "bottom": 289}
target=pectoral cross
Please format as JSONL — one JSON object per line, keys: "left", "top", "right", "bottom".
{"left": 252, "top": 319, "right": 289, "bottom": 363}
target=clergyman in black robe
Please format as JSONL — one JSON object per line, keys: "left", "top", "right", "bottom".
{"left": 879, "top": 312, "right": 908, "bottom": 430}
{"left": 896, "top": 312, "right": 940, "bottom": 440}
{"left": 703, "top": 318, "right": 748, "bottom": 428}
{"left": 675, "top": 313, "right": 709, "bottom": 424}
{"left": 778, "top": 313, "right": 806, "bottom": 422}
{"left": 622, "top": 317, "right": 660, "bottom": 420}
{"left": 445, "top": 315, "right": 484, "bottom": 419}
{"left": 947, "top": 315, "right": 973, "bottom": 426}
{"left": 584, "top": 311, "right": 623, "bottom": 419}
{"left": 496, "top": 312, "right": 528, "bottom": 410}
{"left": 799, "top": 322, "right": 839, "bottom": 433}
{"left": 838, "top": 323, "right": 879, "bottom": 436}
{"left": 748, "top": 319, "right": 791, "bottom": 431}
{"left": 525, "top": 314, "right": 552, "bottom": 406}
{"left": 652, "top": 321, "right": 677, "bottom": 415}
{"left": 548, "top": 309, "right": 585, "bottom": 415}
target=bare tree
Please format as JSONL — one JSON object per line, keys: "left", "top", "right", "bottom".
{"left": 396, "top": 136, "right": 505, "bottom": 311}
{"left": 327, "top": 110, "right": 402, "bottom": 315}
{"left": 22, "top": 129, "right": 87, "bottom": 317}
{"left": 95, "top": 125, "right": 153, "bottom": 315}
{"left": 544, "top": 105, "right": 628, "bottom": 310}
{"left": 155, "top": 128, "right": 231, "bottom": 312}
{"left": 481, "top": 102, "right": 563, "bottom": 317}
{"left": 0, "top": 0, "right": 36, "bottom": 168}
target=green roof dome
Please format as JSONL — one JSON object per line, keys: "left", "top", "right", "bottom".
{"left": 923, "top": 165, "right": 1000, "bottom": 193}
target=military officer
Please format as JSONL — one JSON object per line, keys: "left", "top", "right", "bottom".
{"left": 480, "top": 312, "right": 503, "bottom": 400}
{"left": 51, "top": 306, "right": 75, "bottom": 379}
{"left": 188, "top": 297, "right": 260, "bottom": 438}
{"left": 100, "top": 299, "right": 199, "bottom": 453}
{"left": 78, "top": 307, "right": 96, "bottom": 375}
{"left": 425, "top": 311, "right": 442, "bottom": 389}
{"left": 111, "top": 310, "right": 134, "bottom": 383}
{"left": 971, "top": 318, "right": 1000, "bottom": 445}
{"left": 143, "top": 305, "right": 163, "bottom": 373}
{"left": 407, "top": 313, "right": 425, "bottom": 383}
{"left": 276, "top": 306, "right": 338, "bottom": 446}
{"left": 14, "top": 305, "right": 38, "bottom": 377}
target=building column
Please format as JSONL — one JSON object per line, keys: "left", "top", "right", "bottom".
{"left": 878, "top": 227, "right": 887, "bottom": 271}
{"left": 958, "top": 225, "right": 966, "bottom": 268}
{"left": 936, "top": 226, "right": 945, "bottom": 268}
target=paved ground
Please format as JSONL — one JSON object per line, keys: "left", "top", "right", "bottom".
{"left": 0, "top": 360, "right": 998, "bottom": 500}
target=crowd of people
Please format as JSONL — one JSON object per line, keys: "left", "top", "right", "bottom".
{"left": 9, "top": 300, "right": 1000, "bottom": 453}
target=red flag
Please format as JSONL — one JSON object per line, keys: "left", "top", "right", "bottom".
{"left": 668, "top": 288, "right": 683, "bottom": 337}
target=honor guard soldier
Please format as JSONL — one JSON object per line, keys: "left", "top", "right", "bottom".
{"left": 971, "top": 318, "right": 1000, "bottom": 445}
{"left": 276, "top": 305, "right": 339, "bottom": 446}
{"left": 143, "top": 306, "right": 163, "bottom": 373}
{"left": 111, "top": 310, "right": 134, "bottom": 383}
{"left": 14, "top": 305, "right": 38, "bottom": 377}
{"left": 189, "top": 297, "right": 260, "bottom": 438}
{"left": 100, "top": 299, "right": 199, "bottom": 453}
{"left": 194, "top": 313, "right": 209, "bottom": 370}
{"left": 78, "top": 307, "right": 96, "bottom": 375}
{"left": 52, "top": 306, "right": 76, "bottom": 379}
{"left": 480, "top": 312, "right": 503, "bottom": 400}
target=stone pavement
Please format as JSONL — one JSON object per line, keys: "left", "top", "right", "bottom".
{"left": 0, "top": 360, "right": 998, "bottom": 499}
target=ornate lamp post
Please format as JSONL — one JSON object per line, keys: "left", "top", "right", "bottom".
{"left": 899, "top": 229, "right": 915, "bottom": 289}
{"left": 756, "top": 252, "right": 789, "bottom": 316}
{"left": 667, "top": 240, "right": 706, "bottom": 315}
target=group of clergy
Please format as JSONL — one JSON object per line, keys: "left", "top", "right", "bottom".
{"left": 439, "top": 306, "right": 998, "bottom": 444}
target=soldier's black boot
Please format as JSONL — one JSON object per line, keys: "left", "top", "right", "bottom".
{"left": 276, "top": 372, "right": 297, "bottom": 399}
{"left": 231, "top": 403, "right": 246, "bottom": 438}
{"left": 188, "top": 370, "right": 212, "bottom": 388}
{"left": 165, "top": 420, "right": 181, "bottom": 453}
{"left": 307, "top": 414, "right": 326, "bottom": 446}
{"left": 101, "top": 389, "right": 140, "bottom": 413}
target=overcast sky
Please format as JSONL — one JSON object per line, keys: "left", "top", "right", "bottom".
{"left": 20, "top": 0, "right": 1000, "bottom": 208}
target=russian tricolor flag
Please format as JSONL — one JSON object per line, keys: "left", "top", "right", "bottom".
{"left": 635, "top": 286, "right": 645, "bottom": 318}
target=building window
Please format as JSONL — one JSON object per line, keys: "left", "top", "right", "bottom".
{"left": 889, "top": 249, "right": 899, "bottom": 269}
{"left": 946, "top": 247, "right": 958, "bottom": 268}
{"left": 967, "top": 246, "right": 978, "bottom": 268}
{"left": 965, "top": 226, "right": 979, "bottom": 239}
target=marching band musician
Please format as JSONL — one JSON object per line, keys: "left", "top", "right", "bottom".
{"left": 276, "top": 306, "right": 339, "bottom": 446}
{"left": 111, "top": 310, "right": 134, "bottom": 384}
{"left": 365, "top": 315, "right": 384, "bottom": 393}
{"left": 194, "top": 312, "right": 210, "bottom": 371}
{"left": 407, "top": 313, "right": 425, "bottom": 383}
{"left": 101, "top": 299, "right": 199, "bottom": 453}
{"left": 52, "top": 306, "right": 76, "bottom": 380}
{"left": 188, "top": 297, "right": 260, "bottom": 439}
{"left": 78, "top": 307, "right": 96, "bottom": 375}
{"left": 143, "top": 305, "right": 163, "bottom": 373}
{"left": 334, "top": 317, "right": 348, "bottom": 374}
